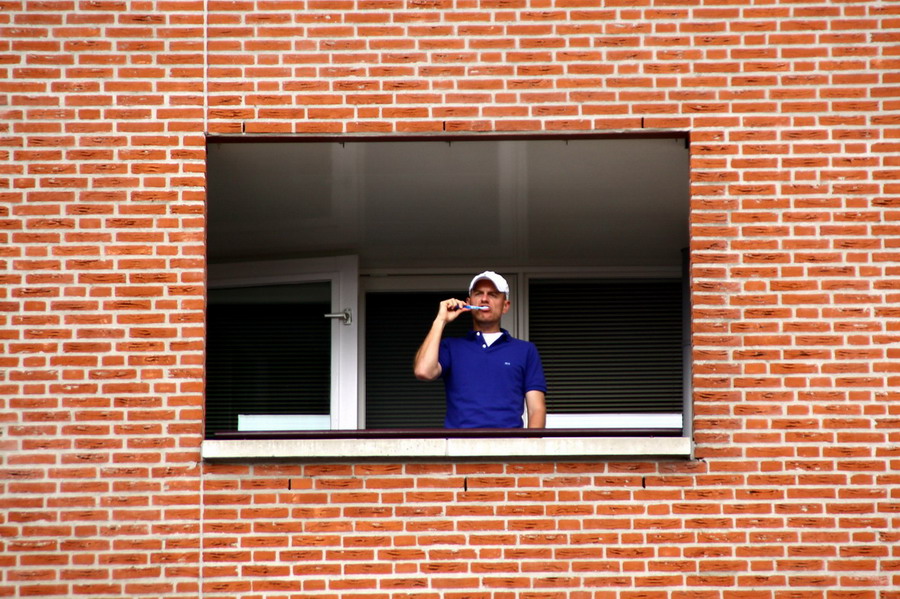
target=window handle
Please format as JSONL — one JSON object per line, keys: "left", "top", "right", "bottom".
{"left": 324, "top": 308, "right": 352, "bottom": 325}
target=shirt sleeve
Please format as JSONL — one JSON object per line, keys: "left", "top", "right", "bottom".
{"left": 437, "top": 338, "right": 451, "bottom": 379}
{"left": 524, "top": 342, "right": 547, "bottom": 393}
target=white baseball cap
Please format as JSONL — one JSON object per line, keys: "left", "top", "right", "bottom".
{"left": 468, "top": 271, "right": 510, "bottom": 296}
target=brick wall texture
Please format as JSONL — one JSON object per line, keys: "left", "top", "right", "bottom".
{"left": 1, "top": 1, "right": 899, "bottom": 598}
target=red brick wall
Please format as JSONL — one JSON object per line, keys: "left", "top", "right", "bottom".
{"left": 2, "top": 1, "right": 898, "bottom": 598}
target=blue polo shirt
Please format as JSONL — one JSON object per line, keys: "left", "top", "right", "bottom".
{"left": 438, "top": 329, "right": 546, "bottom": 429}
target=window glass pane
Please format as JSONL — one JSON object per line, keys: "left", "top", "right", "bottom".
{"left": 365, "top": 291, "right": 471, "bottom": 429}
{"left": 205, "top": 283, "right": 331, "bottom": 437}
{"left": 529, "top": 279, "right": 683, "bottom": 414}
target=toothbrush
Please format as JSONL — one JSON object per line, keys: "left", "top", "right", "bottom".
{"left": 463, "top": 305, "right": 488, "bottom": 311}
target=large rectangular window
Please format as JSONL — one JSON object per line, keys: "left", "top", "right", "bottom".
{"left": 205, "top": 135, "right": 690, "bottom": 439}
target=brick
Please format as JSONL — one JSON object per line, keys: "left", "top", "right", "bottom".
{"left": 1, "top": 2, "right": 897, "bottom": 599}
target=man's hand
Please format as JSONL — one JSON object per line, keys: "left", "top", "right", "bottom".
{"left": 436, "top": 298, "right": 471, "bottom": 325}
{"left": 414, "top": 298, "right": 469, "bottom": 381}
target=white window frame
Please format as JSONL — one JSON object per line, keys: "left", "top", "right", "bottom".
{"left": 206, "top": 255, "right": 359, "bottom": 431}
{"left": 518, "top": 269, "right": 686, "bottom": 432}
{"left": 362, "top": 268, "right": 683, "bottom": 431}
{"left": 200, "top": 262, "right": 693, "bottom": 460}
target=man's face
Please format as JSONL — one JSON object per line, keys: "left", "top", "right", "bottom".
{"left": 468, "top": 279, "right": 510, "bottom": 322}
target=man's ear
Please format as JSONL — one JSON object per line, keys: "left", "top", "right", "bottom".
{"left": 501, "top": 299, "right": 511, "bottom": 314}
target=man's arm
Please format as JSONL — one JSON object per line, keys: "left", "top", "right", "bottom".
{"left": 413, "top": 319, "right": 446, "bottom": 381}
{"left": 525, "top": 390, "right": 546, "bottom": 428}
{"left": 413, "top": 298, "right": 466, "bottom": 381}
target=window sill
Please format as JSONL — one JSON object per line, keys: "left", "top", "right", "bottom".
{"left": 201, "top": 429, "right": 692, "bottom": 461}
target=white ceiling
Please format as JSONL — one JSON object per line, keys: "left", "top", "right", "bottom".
{"left": 207, "top": 136, "right": 690, "bottom": 272}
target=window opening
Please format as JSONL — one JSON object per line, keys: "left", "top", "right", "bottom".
{"left": 205, "top": 134, "right": 690, "bottom": 438}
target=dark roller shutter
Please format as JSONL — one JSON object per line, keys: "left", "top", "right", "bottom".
{"left": 365, "top": 291, "right": 471, "bottom": 429}
{"left": 205, "top": 302, "right": 330, "bottom": 437}
{"left": 529, "top": 279, "right": 683, "bottom": 414}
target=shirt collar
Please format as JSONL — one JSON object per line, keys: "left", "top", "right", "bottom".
{"left": 466, "top": 328, "right": 510, "bottom": 341}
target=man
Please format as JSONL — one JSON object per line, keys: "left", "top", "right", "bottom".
{"left": 413, "top": 271, "right": 547, "bottom": 429}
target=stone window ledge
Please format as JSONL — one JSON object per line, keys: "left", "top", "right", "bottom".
{"left": 201, "top": 430, "right": 692, "bottom": 461}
